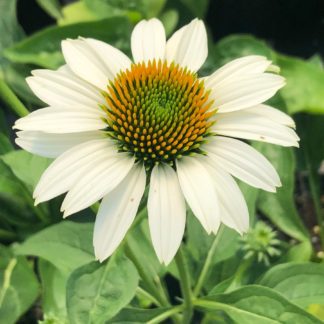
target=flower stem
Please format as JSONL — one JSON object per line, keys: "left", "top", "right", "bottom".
{"left": 147, "top": 305, "right": 184, "bottom": 324}
{"left": 0, "top": 79, "right": 29, "bottom": 117}
{"left": 193, "top": 225, "right": 225, "bottom": 297}
{"left": 175, "top": 248, "right": 193, "bottom": 324}
{"left": 125, "top": 242, "right": 170, "bottom": 307}
{"left": 136, "top": 286, "right": 161, "bottom": 306}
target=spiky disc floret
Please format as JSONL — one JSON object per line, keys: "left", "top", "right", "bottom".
{"left": 102, "top": 59, "right": 215, "bottom": 167}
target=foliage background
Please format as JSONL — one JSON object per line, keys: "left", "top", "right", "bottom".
{"left": 0, "top": 0, "right": 324, "bottom": 323}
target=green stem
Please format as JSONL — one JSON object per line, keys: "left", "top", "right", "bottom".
{"left": 0, "top": 79, "right": 29, "bottom": 117}
{"left": 148, "top": 305, "right": 184, "bottom": 324}
{"left": 125, "top": 242, "right": 170, "bottom": 307}
{"left": 136, "top": 286, "right": 160, "bottom": 306}
{"left": 193, "top": 225, "right": 225, "bottom": 297}
{"left": 224, "top": 257, "right": 253, "bottom": 292}
{"left": 175, "top": 248, "right": 193, "bottom": 324}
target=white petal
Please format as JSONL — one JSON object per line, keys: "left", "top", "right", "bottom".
{"left": 27, "top": 65, "right": 104, "bottom": 109}
{"left": 84, "top": 38, "right": 132, "bottom": 77}
{"left": 166, "top": 19, "right": 207, "bottom": 72}
{"left": 34, "top": 139, "right": 116, "bottom": 203}
{"left": 243, "top": 104, "right": 296, "bottom": 128}
{"left": 176, "top": 156, "right": 220, "bottom": 234}
{"left": 62, "top": 38, "right": 131, "bottom": 90}
{"left": 213, "top": 110, "right": 299, "bottom": 147}
{"left": 209, "top": 73, "right": 285, "bottom": 113}
{"left": 205, "top": 56, "right": 272, "bottom": 89}
{"left": 148, "top": 164, "right": 186, "bottom": 265}
{"left": 204, "top": 136, "right": 281, "bottom": 192}
{"left": 13, "top": 107, "right": 106, "bottom": 133}
{"left": 15, "top": 130, "right": 105, "bottom": 158}
{"left": 61, "top": 154, "right": 135, "bottom": 217}
{"left": 131, "top": 18, "right": 166, "bottom": 64}
{"left": 94, "top": 163, "right": 146, "bottom": 262}
{"left": 204, "top": 158, "right": 249, "bottom": 234}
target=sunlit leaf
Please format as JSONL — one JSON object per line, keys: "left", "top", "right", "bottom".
{"left": 197, "top": 285, "right": 321, "bottom": 323}
{"left": 14, "top": 221, "right": 94, "bottom": 274}
{"left": 259, "top": 263, "right": 324, "bottom": 307}
{"left": 4, "top": 17, "right": 132, "bottom": 69}
{"left": 67, "top": 253, "right": 138, "bottom": 323}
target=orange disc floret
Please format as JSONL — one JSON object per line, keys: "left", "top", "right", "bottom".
{"left": 102, "top": 59, "right": 215, "bottom": 167}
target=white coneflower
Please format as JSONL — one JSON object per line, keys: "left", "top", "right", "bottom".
{"left": 14, "top": 18, "right": 299, "bottom": 265}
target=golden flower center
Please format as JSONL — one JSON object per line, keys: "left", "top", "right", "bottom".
{"left": 103, "top": 60, "right": 214, "bottom": 167}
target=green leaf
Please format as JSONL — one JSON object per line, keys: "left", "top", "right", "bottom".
{"left": 277, "top": 54, "right": 324, "bottom": 114}
{"left": 159, "top": 9, "right": 179, "bottom": 36}
{"left": 196, "top": 285, "right": 321, "bottom": 323}
{"left": 259, "top": 263, "right": 324, "bottom": 308}
{"left": 237, "top": 181, "right": 259, "bottom": 225}
{"left": 187, "top": 211, "right": 239, "bottom": 268}
{"left": 58, "top": 1, "right": 99, "bottom": 25}
{"left": 83, "top": 0, "right": 165, "bottom": 20}
{"left": 254, "top": 143, "right": 309, "bottom": 241}
{"left": 1, "top": 150, "right": 51, "bottom": 192}
{"left": 1, "top": 63, "right": 43, "bottom": 106}
{"left": 4, "top": 17, "right": 132, "bottom": 69}
{"left": 0, "top": 159, "right": 26, "bottom": 197}
{"left": 66, "top": 253, "right": 139, "bottom": 323}
{"left": 14, "top": 221, "right": 94, "bottom": 274}
{"left": 0, "top": 133, "right": 13, "bottom": 154}
{"left": 36, "top": 0, "right": 63, "bottom": 19}
{"left": 108, "top": 306, "right": 177, "bottom": 323}
{"left": 0, "top": 0, "right": 24, "bottom": 74}
{"left": 179, "top": 0, "right": 209, "bottom": 18}
{"left": 212, "top": 35, "right": 274, "bottom": 69}
{"left": 127, "top": 219, "right": 166, "bottom": 283}
{"left": 0, "top": 245, "right": 39, "bottom": 324}
{"left": 38, "top": 259, "right": 68, "bottom": 320}
{"left": 278, "top": 241, "right": 312, "bottom": 263}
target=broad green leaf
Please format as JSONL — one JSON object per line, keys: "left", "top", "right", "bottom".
{"left": 4, "top": 17, "right": 132, "bottom": 69}
{"left": 308, "top": 304, "right": 324, "bottom": 321}
{"left": 83, "top": 0, "right": 141, "bottom": 20}
{"left": 254, "top": 143, "right": 309, "bottom": 241}
{"left": 0, "top": 0, "right": 24, "bottom": 75}
{"left": 58, "top": 1, "right": 99, "bottom": 25}
{"left": 196, "top": 285, "right": 321, "bottom": 324}
{"left": 0, "top": 245, "right": 39, "bottom": 324}
{"left": 38, "top": 259, "right": 68, "bottom": 320}
{"left": 1, "top": 150, "right": 51, "bottom": 192}
{"left": 83, "top": 0, "right": 165, "bottom": 19}
{"left": 66, "top": 253, "right": 139, "bottom": 323}
{"left": 259, "top": 263, "right": 324, "bottom": 308}
{"left": 187, "top": 212, "right": 239, "bottom": 268}
{"left": 36, "top": 0, "right": 63, "bottom": 20}
{"left": 277, "top": 54, "right": 324, "bottom": 114}
{"left": 108, "top": 307, "right": 175, "bottom": 323}
{"left": 14, "top": 221, "right": 94, "bottom": 274}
